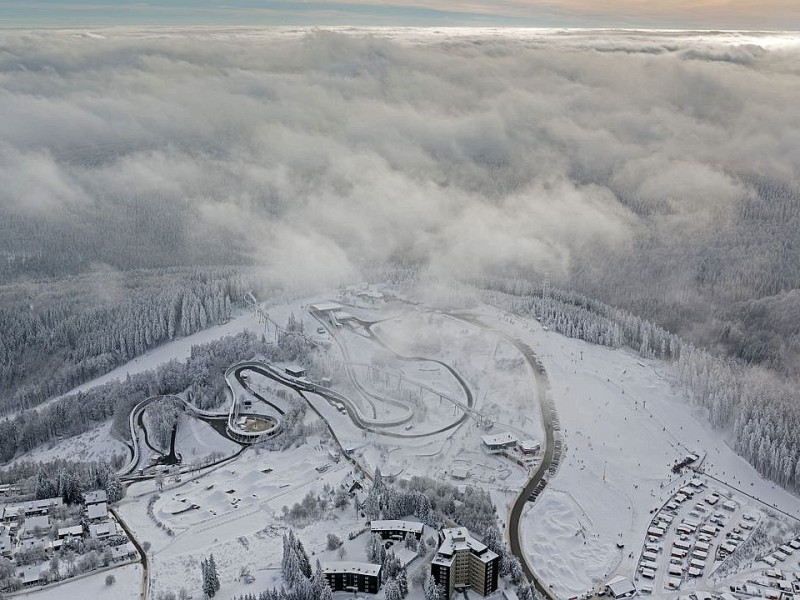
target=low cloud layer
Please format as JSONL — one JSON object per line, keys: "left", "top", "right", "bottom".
{"left": 1, "top": 28, "right": 799, "bottom": 368}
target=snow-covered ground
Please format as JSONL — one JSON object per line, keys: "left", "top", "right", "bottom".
{"left": 11, "top": 563, "right": 142, "bottom": 600}
{"left": 174, "top": 413, "right": 240, "bottom": 466}
{"left": 4, "top": 421, "right": 129, "bottom": 468}
{"left": 472, "top": 307, "right": 800, "bottom": 600}
{"left": 14, "top": 288, "right": 800, "bottom": 600}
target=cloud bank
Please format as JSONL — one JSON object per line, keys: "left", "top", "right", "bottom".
{"left": 1, "top": 28, "right": 799, "bottom": 370}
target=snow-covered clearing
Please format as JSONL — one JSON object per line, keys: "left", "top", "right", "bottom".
{"left": 6, "top": 421, "right": 129, "bottom": 468}
{"left": 11, "top": 563, "right": 142, "bottom": 600}
{"left": 174, "top": 413, "right": 240, "bottom": 465}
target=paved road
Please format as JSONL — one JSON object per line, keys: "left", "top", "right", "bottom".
{"left": 449, "top": 314, "right": 559, "bottom": 600}
{"left": 111, "top": 507, "right": 149, "bottom": 600}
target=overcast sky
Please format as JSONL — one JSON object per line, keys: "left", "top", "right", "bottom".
{"left": 1, "top": 0, "right": 799, "bottom": 30}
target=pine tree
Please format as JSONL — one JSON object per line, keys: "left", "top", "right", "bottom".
{"left": 201, "top": 558, "right": 216, "bottom": 598}
{"left": 35, "top": 466, "right": 55, "bottom": 500}
{"left": 105, "top": 472, "right": 123, "bottom": 503}
{"left": 311, "top": 562, "right": 333, "bottom": 600}
{"left": 208, "top": 554, "right": 221, "bottom": 593}
{"left": 517, "top": 582, "right": 534, "bottom": 600}
{"left": 397, "top": 567, "right": 409, "bottom": 598}
{"left": 404, "top": 531, "right": 417, "bottom": 551}
{"left": 384, "top": 577, "right": 402, "bottom": 600}
{"left": 425, "top": 575, "right": 441, "bottom": 600}
{"left": 283, "top": 543, "right": 301, "bottom": 588}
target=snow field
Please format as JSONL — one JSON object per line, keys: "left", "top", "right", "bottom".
{"left": 12, "top": 563, "right": 142, "bottom": 600}
{"left": 473, "top": 306, "right": 800, "bottom": 600}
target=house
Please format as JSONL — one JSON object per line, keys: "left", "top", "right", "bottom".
{"left": 22, "top": 514, "right": 51, "bottom": 537}
{"left": 89, "top": 522, "right": 116, "bottom": 539}
{"left": 0, "top": 484, "right": 21, "bottom": 498}
{"left": 57, "top": 525, "right": 83, "bottom": 540}
{"left": 86, "top": 502, "right": 108, "bottom": 522}
{"left": 21, "top": 497, "right": 63, "bottom": 516}
{"left": 480, "top": 432, "right": 517, "bottom": 454}
{"left": 722, "top": 500, "right": 737, "bottom": 511}
{"left": 111, "top": 542, "right": 137, "bottom": 561}
{"left": 322, "top": 561, "right": 382, "bottom": 594}
{"left": 370, "top": 520, "right": 424, "bottom": 541}
{"left": 688, "top": 478, "right": 705, "bottom": 490}
{"left": 1, "top": 505, "right": 22, "bottom": 523}
{"left": 605, "top": 576, "right": 637, "bottom": 599}
{"left": 20, "top": 566, "right": 44, "bottom": 587}
{"left": 431, "top": 527, "right": 500, "bottom": 597}
{"left": 84, "top": 490, "right": 108, "bottom": 506}
{"left": 518, "top": 440, "right": 541, "bottom": 455}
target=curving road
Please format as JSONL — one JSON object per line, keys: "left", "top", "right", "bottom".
{"left": 448, "top": 313, "right": 559, "bottom": 600}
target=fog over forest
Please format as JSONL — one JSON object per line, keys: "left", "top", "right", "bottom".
{"left": 1, "top": 28, "right": 799, "bottom": 374}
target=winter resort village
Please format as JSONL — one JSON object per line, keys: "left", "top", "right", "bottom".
{"left": 3, "top": 283, "right": 800, "bottom": 600}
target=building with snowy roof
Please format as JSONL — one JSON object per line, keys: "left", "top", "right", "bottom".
{"left": 309, "top": 302, "right": 342, "bottom": 313}
{"left": 606, "top": 575, "right": 637, "bottom": 599}
{"left": 22, "top": 514, "right": 50, "bottom": 536}
{"left": 89, "top": 521, "right": 116, "bottom": 540}
{"left": 84, "top": 490, "right": 107, "bottom": 506}
{"left": 480, "top": 432, "right": 517, "bottom": 453}
{"left": 57, "top": 525, "right": 83, "bottom": 539}
{"left": 20, "top": 566, "right": 44, "bottom": 587}
{"left": 518, "top": 439, "right": 541, "bottom": 454}
{"left": 86, "top": 502, "right": 108, "bottom": 522}
{"left": 370, "top": 520, "right": 424, "bottom": 540}
{"left": 322, "top": 561, "right": 382, "bottom": 593}
{"left": 430, "top": 527, "right": 499, "bottom": 597}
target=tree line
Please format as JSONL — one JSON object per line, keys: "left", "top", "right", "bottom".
{"left": 0, "top": 320, "right": 314, "bottom": 465}
{"left": 0, "top": 268, "right": 250, "bottom": 415}
{"left": 481, "top": 278, "right": 800, "bottom": 493}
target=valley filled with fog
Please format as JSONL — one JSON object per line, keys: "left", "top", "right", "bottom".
{"left": 2, "top": 28, "right": 798, "bottom": 374}
{"left": 1, "top": 27, "right": 800, "bottom": 600}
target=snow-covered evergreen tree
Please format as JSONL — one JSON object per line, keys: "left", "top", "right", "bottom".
{"left": 425, "top": 575, "right": 442, "bottom": 600}
{"left": 384, "top": 577, "right": 402, "bottom": 600}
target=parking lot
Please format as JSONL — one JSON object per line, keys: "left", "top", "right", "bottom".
{"left": 633, "top": 477, "right": 762, "bottom": 594}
